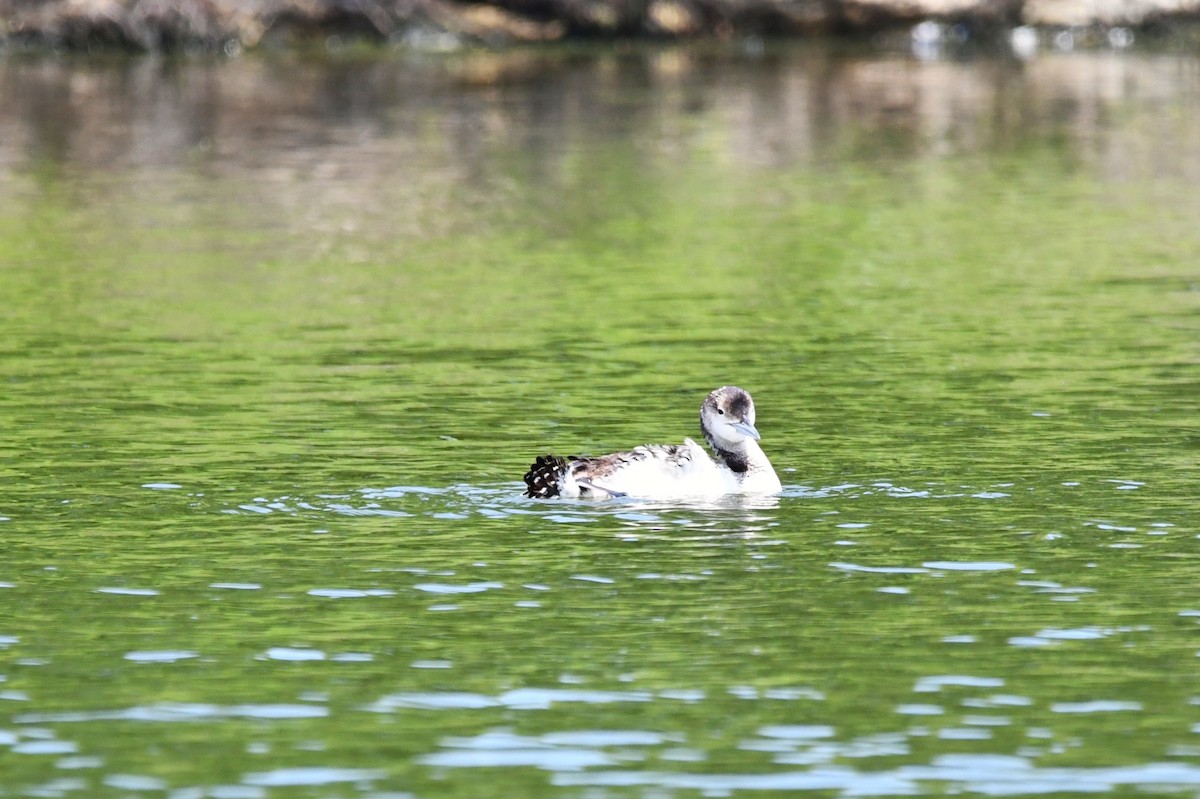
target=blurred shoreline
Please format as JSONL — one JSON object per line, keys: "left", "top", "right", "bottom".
{"left": 0, "top": 0, "right": 1197, "bottom": 52}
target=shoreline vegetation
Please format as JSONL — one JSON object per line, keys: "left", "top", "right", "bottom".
{"left": 0, "top": 0, "right": 1197, "bottom": 52}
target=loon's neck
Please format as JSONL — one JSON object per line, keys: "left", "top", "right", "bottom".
{"left": 703, "top": 431, "right": 774, "bottom": 477}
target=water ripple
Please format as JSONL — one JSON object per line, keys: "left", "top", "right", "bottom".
{"left": 123, "top": 650, "right": 198, "bottom": 663}
{"left": 262, "top": 647, "right": 325, "bottom": 661}
{"left": 413, "top": 582, "right": 503, "bottom": 595}
{"left": 914, "top": 675, "right": 1005, "bottom": 693}
{"left": 549, "top": 760, "right": 1200, "bottom": 793}
{"left": 830, "top": 563, "right": 928, "bottom": 575}
{"left": 364, "top": 687, "right": 707, "bottom": 713}
{"left": 15, "top": 703, "right": 328, "bottom": 723}
{"left": 241, "top": 768, "right": 386, "bottom": 787}
{"left": 307, "top": 588, "right": 396, "bottom": 598}
{"left": 11, "top": 740, "right": 77, "bottom": 755}
{"left": 922, "top": 561, "right": 1015, "bottom": 572}
{"left": 103, "top": 774, "right": 167, "bottom": 791}
{"left": 1051, "top": 700, "right": 1143, "bottom": 713}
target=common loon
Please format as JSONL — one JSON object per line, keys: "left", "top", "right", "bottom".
{"left": 523, "top": 386, "right": 782, "bottom": 500}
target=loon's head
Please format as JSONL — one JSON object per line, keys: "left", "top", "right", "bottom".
{"left": 701, "top": 385, "right": 762, "bottom": 449}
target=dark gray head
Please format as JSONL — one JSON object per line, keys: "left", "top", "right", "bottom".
{"left": 700, "top": 385, "right": 762, "bottom": 451}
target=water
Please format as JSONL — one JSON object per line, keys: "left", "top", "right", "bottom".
{"left": 1, "top": 42, "right": 1199, "bottom": 797}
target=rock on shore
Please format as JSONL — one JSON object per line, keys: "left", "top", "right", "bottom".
{"left": 0, "top": 0, "right": 1196, "bottom": 49}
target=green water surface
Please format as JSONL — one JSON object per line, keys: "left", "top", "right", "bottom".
{"left": 1, "top": 44, "right": 1199, "bottom": 797}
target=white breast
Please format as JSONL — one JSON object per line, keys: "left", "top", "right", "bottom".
{"left": 738, "top": 441, "right": 783, "bottom": 494}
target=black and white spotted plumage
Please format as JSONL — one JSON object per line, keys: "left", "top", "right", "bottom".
{"left": 522, "top": 386, "right": 782, "bottom": 500}
{"left": 523, "top": 455, "right": 576, "bottom": 498}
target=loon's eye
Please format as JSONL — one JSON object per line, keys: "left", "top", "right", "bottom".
{"left": 717, "top": 408, "right": 725, "bottom": 415}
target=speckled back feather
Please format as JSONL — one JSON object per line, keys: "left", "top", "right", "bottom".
{"left": 523, "top": 454, "right": 574, "bottom": 498}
